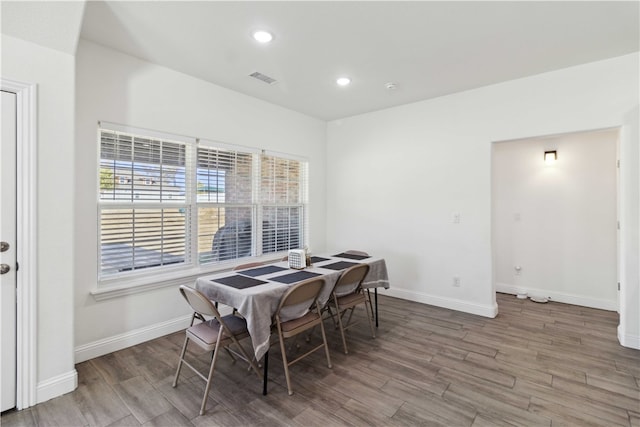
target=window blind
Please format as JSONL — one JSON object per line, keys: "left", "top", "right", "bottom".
{"left": 196, "top": 145, "right": 253, "bottom": 263}
{"left": 260, "top": 154, "right": 307, "bottom": 253}
{"left": 98, "top": 126, "right": 308, "bottom": 281}
{"left": 99, "top": 129, "right": 193, "bottom": 276}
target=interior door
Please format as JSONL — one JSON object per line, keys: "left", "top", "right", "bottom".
{"left": 1, "top": 90, "right": 17, "bottom": 412}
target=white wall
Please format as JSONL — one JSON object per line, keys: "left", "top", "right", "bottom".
{"left": 619, "top": 105, "right": 640, "bottom": 349}
{"left": 492, "top": 129, "right": 618, "bottom": 310}
{"left": 3, "top": 34, "right": 637, "bottom": 412}
{"left": 326, "top": 53, "right": 639, "bottom": 321}
{"left": 74, "top": 40, "right": 327, "bottom": 358}
{"left": 1, "top": 35, "right": 77, "bottom": 401}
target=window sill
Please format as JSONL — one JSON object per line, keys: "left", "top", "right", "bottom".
{"left": 91, "top": 255, "right": 284, "bottom": 301}
{"left": 91, "top": 273, "right": 199, "bottom": 301}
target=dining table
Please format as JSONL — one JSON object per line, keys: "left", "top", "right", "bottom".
{"left": 194, "top": 252, "right": 390, "bottom": 363}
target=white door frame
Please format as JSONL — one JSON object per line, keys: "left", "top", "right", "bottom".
{"left": 1, "top": 77, "right": 37, "bottom": 410}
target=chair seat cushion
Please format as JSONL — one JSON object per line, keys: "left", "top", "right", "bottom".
{"left": 280, "top": 311, "right": 320, "bottom": 333}
{"left": 187, "top": 315, "right": 248, "bottom": 346}
{"left": 336, "top": 292, "right": 366, "bottom": 308}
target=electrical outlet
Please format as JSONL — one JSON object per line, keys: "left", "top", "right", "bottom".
{"left": 452, "top": 212, "right": 461, "bottom": 224}
{"left": 453, "top": 276, "right": 461, "bottom": 287}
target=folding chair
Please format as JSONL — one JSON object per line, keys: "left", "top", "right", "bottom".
{"left": 233, "top": 261, "right": 265, "bottom": 271}
{"left": 273, "top": 278, "right": 332, "bottom": 395}
{"left": 344, "top": 250, "right": 377, "bottom": 326}
{"left": 173, "top": 285, "right": 261, "bottom": 415}
{"left": 330, "top": 263, "right": 375, "bottom": 354}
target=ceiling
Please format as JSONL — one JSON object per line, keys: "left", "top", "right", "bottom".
{"left": 4, "top": 2, "right": 640, "bottom": 121}
{"left": 1, "top": 1, "right": 85, "bottom": 55}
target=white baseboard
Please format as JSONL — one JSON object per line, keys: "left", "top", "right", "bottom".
{"left": 36, "top": 370, "right": 77, "bottom": 404}
{"left": 495, "top": 282, "right": 618, "bottom": 311}
{"left": 74, "top": 314, "right": 193, "bottom": 363}
{"left": 618, "top": 326, "right": 640, "bottom": 350}
{"left": 383, "top": 288, "right": 498, "bottom": 318}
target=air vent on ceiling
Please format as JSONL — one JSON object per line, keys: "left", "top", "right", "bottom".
{"left": 249, "top": 71, "right": 277, "bottom": 85}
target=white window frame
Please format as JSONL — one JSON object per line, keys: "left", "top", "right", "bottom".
{"left": 94, "top": 123, "right": 308, "bottom": 299}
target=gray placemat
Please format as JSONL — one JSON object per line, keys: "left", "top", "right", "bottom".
{"left": 270, "top": 271, "right": 322, "bottom": 284}
{"left": 321, "top": 261, "right": 359, "bottom": 271}
{"left": 333, "top": 252, "right": 371, "bottom": 260}
{"left": 212, "top": 275, "right": 268, "bottom": 289}
{"left": 238, "top": 265, "right": 287, "bottom": 277}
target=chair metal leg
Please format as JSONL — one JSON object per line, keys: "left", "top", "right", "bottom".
{"left": 224, "top": 347, "right": 237, "bottom": 362}
{"left": 364, "top": 295, "right": 376, "bottom": 339}
{"left": 325, "top": 304, "right": 338, "bottom": 328}
{"left": 335, "top": 300, "right": 349, "bottom": 354}
{"left": 191, "top": 312, "right": 205, "bottom": 326}
{"left": 229, "top": 337, "right": 262, "bottom": 379}
{"left": 317, "top": 308, "right": 332, "bottom": 368}
{"left": 345, "top": 306, "right": 356, "bottom": 328}
{"left": 277, "top": 325, "right": 294, "bottom": 395}
{"left": 247, "top": 355, "right": 261, "bottom": 372}
{"left": 172, "top": 336, "right": 189, "bottom": 387}
{"left": 200, "top": 339, "right": 223, "bottom": 416}
{"left": 366, "top": 289, "right": 374, "bottom": 321}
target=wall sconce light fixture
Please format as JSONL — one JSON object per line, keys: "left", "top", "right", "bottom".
{"left": 544, "top": 150, "right": 557, "bottom": 164}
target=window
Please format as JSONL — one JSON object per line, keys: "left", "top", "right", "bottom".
{"left": 98, "top": 124, "right": 307, "bottom": 281}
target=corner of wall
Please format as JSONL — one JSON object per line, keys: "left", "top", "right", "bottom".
{"left": 36, "top": 369, "right": 77, "bottom": 405}
{"left": 495, "top": 282, "right": 618, "bottom": 311}
{"left": 618, "top": 325, "right": 640, "bottom": 350}
{"left": 384, "top": 287, "right": 498, "bottom": 318}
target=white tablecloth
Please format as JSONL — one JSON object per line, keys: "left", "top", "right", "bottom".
{"left": 195, "top": 254, "right": 390, "bottom": 360}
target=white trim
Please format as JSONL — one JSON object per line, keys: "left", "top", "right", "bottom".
{"left": 262, "top": 148, "right": 309, "bottom": 163}
{"left": 1, "top": 78, "right": 37, "bottom": 410}
{"left": 35, "top": 370, "right": 77, "bottom": 405}
{"left": 75, "top": 315, "right": 192, "bottom": 363}
{"left": 495, "top": 282, "right": 618, "bottom": 311}
{"left": 199, "top": 137, "right": 261, "bottom": 154}
{"left": 75, "top": 306, "right": 235, "bottom": 363}
{"left": 617, "top": 325, "right": 640, "bottom": 350}
{"left": 383, "top": 287, "right": 498, "bottom": 318}
{"left": 93, "top": 254, "right": 283, "bottom": 300}
{"left": 93, "top": 270, "right": 204, "bottom": 301}
{"left": 99, "top": 121, "right": 196, "bottom": 144}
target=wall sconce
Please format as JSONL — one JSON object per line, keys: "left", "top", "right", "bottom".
{"left": 544, "top": 150, "right": 557, "bottom": 165}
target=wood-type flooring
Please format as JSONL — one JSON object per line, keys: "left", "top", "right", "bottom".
{"left": 2, "top": 293, "right": 639, "bottom": 426}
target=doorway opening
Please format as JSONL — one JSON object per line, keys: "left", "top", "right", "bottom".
{"left": 491, "top": 128, "right": 619, "bottom": 311}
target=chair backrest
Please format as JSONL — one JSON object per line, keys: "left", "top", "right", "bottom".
{"left": 334, "top": 263, "right": 370, "bottom": 297}
{"left": 232, "top": 261, "right": 265, "bottom": 271}
{"left": 276, "top": 278, "right": 325, "bottom": 323}
{"left": 344, "top": 250, "right": 369, "bottom": 256}
{"left": 179, "top": 285, "right": 222, "bottom": 320}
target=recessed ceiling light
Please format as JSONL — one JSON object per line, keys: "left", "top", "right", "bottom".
{"left": 336, "top": 77, "right": 351, "bottom": 86}
{"left": 252, "top": 30, "right": 273, "bottom": 43}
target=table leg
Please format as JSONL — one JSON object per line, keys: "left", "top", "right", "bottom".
{"left": 375, "top": 288, "right": 379, "bottom": 328}
{"left": 262, "top": 350, "right": 269, "bottom": 396}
